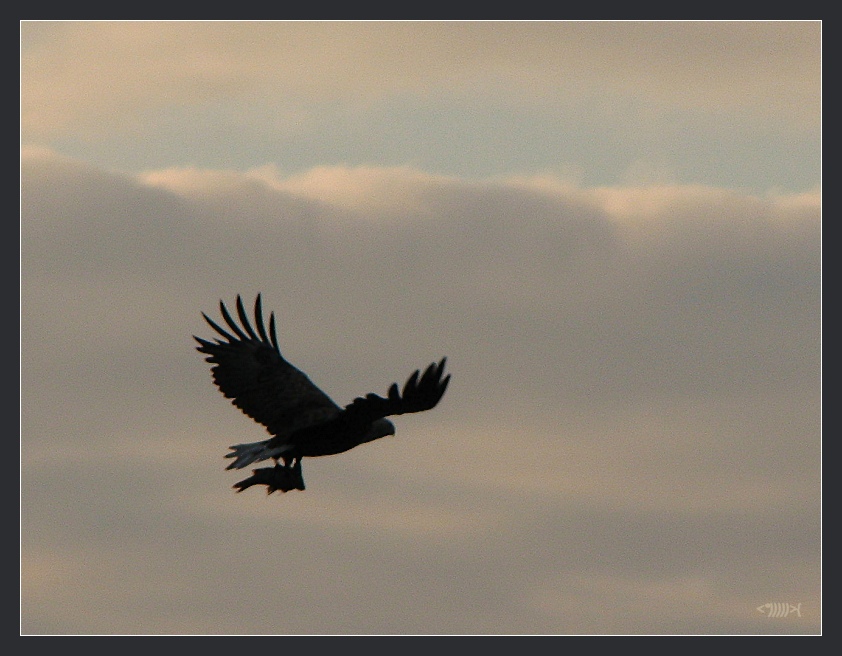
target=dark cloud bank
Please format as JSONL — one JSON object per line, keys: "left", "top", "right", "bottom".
{"left": 21, "top": 151, "right": 820, "bottom": 634}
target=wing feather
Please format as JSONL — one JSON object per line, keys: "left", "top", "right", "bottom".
{"left": 195, "top": 295, "right": 340, "bottom": 438}
{"left": 254, "top": 296, "right": 270, "bottom": 344}
{"left": 342, "top": 357, "right": 450, "bottom": 424}
{"left": 220, "top": 300, "right": 249, "bottom": 341}
{"left": 202, "top": 312, "right": 237, "bottom": 342}
{"left": 268, "top": 312, "right": 280, "bottom": 352}
{"left": 235, "top": 295, "right": 259, "bottom": 341}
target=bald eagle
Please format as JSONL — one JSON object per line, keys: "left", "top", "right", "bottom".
{"left": 194, "top": 295, "right": 450, "bottom": 494}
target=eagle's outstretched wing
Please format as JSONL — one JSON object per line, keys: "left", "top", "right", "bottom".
{"left": 194, "top": 295, "right": 341, "bottom": 438}
{"left": 341, "top": 358, "right": 451, "bottom": 427}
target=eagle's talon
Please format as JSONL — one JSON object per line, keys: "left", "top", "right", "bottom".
{"left": 233, "top": 464, "right": 304, "bottom": 494}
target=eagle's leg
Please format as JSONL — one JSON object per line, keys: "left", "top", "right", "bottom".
{"left": 282, "top": 457, "right": 304, "bottom": 490}
{"left": 291, "top": 458, "right": 305, "bottom": 490}
{"left": 281, "top": 455, "right": 303, "bottom": 469}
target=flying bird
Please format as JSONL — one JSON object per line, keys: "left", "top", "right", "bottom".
{"left": 194, "top": 295, "right": 450, "bottom": 494}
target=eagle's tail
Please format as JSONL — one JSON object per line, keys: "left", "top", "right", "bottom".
{"left": 224, "top": 440, "right": 292, "bottom": 470}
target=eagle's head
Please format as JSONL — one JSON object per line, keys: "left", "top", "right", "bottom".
{"left": 363, "top": 418, "right": 396, "bottom": 444}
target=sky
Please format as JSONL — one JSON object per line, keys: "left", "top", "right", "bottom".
{"left": 20, "top": 21, "right": 821, "bottom": 635}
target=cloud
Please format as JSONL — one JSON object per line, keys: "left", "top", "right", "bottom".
{"left": 21, "top": 21, "right": 820, "bottom": 140}
{"left": 21, "top": 150, "right": 820, "bottom": 633}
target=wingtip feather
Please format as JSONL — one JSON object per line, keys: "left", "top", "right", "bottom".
{"left": 219, "top": 300, "right": 249, "bottom": 341}
{"left": 254, "top": 294, "right": 270, "bottom": 343}
{"left": 268, "top": 312, "right": 281, "bottom": 353}
{"left": 236, "top": 295, "right": 259, "bottom": 341}
{"left": 202, "top": 312, "right": 237, "bottom": 342}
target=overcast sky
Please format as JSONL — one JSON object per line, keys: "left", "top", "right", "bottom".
{"left": 21, "top": 21, "right": 821, "bottom": 635}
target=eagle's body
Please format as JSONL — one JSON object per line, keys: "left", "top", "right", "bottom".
{"left": 194, "top": 295, "right": 450, "bottom": 493}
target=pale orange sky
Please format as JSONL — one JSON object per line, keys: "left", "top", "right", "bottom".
{"left": 21, "top": 21, "right": 820, "bottom": 190}
{"left": 21, "top": 21, "right": 821, "bottom": 635}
